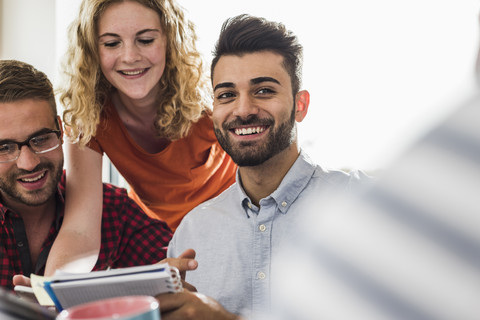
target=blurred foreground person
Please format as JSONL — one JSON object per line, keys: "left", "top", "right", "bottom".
{"left": 268, "top": 25, "right": 480, "bottom": 320}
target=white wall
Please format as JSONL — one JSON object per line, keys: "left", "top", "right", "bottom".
{"left": 54, "top": 0, "right": 82, "bottom": 81}
{"left": 0, "top": 0, "right": 56, "bottom": 81}
{"left": 179, "top": 0, "right": 480, "bottom": 170}
{"left": 0, "top": 0, "right": 113, "bottom": 182}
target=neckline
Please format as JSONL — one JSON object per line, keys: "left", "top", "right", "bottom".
{"left": 106, "top": 99, "right": 171, "bottom": 156}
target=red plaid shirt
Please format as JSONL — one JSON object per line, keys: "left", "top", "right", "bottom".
{"left": 0, "top": 172, "right": 172, "bottom": 290}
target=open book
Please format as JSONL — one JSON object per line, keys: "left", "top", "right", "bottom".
{"left": 36, "top": 263, "right": 181, "bottom": 311}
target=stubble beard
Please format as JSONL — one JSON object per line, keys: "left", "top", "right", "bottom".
{"left": 215, "top": 107, "right": 296, "bottom": 167}
{"left": 0, "top": 160, "right": 63, "bottom": 206}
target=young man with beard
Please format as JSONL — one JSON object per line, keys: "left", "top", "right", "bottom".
{"left": 0, "top": 60, "right": 176, "bottom": 291}
{"left": 161, "top": 14, "right": 366, "bottom": 319}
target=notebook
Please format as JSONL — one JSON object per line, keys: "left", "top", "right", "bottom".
{"left": 34, "top": 263, "right": 181, "bottom": 311}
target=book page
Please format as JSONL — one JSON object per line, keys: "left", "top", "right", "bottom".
{"left": 47, "top": 263, "right": 181, "bottom": 310}
{"left": 30, "top": 274, "right": 55, "bottom": 306}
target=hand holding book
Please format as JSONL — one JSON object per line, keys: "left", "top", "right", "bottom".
{"left": 32, "top": 263, "right": 182, "bottom": 311}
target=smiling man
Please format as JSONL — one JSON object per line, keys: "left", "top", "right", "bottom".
{"left": 0, "top": 60, "right": 173, "bottom": 291}
{"left": 164, "top": 14, "right": 367, "bottom": 318}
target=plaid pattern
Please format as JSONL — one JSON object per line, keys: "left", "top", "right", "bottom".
{"left": 0, "top": 172, "right": 172, "bottom": 290}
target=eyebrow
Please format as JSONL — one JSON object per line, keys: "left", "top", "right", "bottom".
{"left": 250, "top": 76, "right": 280, "bottom": 85}
{"left": 98, "top": 28, "right": 161, "bottom": 39}
{"left": 213, "top": 77, "right": 281, "bottom": 92}
{"left": 213, "top": 82, "right": 235, "bottom": 92}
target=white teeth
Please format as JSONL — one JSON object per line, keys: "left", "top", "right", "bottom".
{"left": 122, "top": 70, "right": 144, "bottom": 75}
{"left": 234, "top": 127, "right": 265, "bottom": 136}
{"left": 21, "top": 171, "right": 45, "bottom": 182}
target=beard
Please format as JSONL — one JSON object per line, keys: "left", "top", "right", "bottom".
{"left": 0, "top": 159, "right": 63, "bottom": 206}
{"left": 215, "top": 106, "right": 296, "bottom": 167}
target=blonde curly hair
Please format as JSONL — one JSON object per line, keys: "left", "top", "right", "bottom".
{"left": 59, "top": 0, "right": 211, "bottom": 146}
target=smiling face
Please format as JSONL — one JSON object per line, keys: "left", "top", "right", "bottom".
{"left": 212, "top": 51, "right": 306, "bottom": 167}
{"left": 0, "top": 99, "right": 63, "bottom": 207}
{"left": 97, "top": 1, "right": 167, "bottom": 103}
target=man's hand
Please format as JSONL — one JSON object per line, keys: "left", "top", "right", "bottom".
{"left": 159, "top": 248, "right": 197, "bottom": 278}
{"left": 158, "top": 248, "right": 198, "bottom": 291}
{"left": 12, "top": 274, "right": 31, "bottom": 287}
{"left": 156, "top": 290, "right": 241, "bottom": 320}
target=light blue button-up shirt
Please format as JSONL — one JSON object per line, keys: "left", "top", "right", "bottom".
{"left": 168, "top": 150, "right": 366, "bottom": 317}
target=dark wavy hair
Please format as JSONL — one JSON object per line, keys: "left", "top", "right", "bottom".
{"left": 211, "top": 14, "right": 303, "bottom": 97}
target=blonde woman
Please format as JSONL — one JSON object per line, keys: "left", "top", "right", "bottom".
{"left": 46, "top": 0, "right": 236, "bottom": 274}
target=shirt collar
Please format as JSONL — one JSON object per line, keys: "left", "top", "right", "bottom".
{"left": 0, "top": 199, "right": 8, "bottom": 224}
{"left": 231, "top": 170, "right": 254, "bottom": 218}
{"left": 53, "top": 175, "right": 66, "bottom": 230}
{"left": 236, "top": 149, "right": 317, "bottom": 216}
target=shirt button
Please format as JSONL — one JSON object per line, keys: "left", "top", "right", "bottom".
{"left": 259, "top": 224, "right": 266, "bottom": 232}
{"left": 17, "top": 241, "right": 24, "bottom": 247}
{"left": 257, "top": 271, "right": 266, "bottom": 280}
{"left": 281, "top": 201, "right": 287, "bottom": 207}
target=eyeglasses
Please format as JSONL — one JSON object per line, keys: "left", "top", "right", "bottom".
{"left": 0, "top": 129, "right": 62, "bottom": 163}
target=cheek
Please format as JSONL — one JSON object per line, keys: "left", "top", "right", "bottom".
{"left": 98, "top": 52, "right": 117, "bottom": 84}
{"left": 212, "top": 103, "right": 227, "bottom": 123}
{"left": 0, "top": 164, "right": 12, "bottom": 177}
{"left": 211, "top": 114, "right": 222, "bottom": 131}
{"left": 52, "top": 149, "right": 64, "bottom": 164}
{"left": 274, "top": 100, "right": 295, "bottom": 122}
{"left": 154, "top": 36, "right": 167, "bottom": 61}
{"left": 98, "top": 49, "right": 115, "bottom": 71}
{"left": 212, "top": 106, "right": 227, "bottom": 127}
{"left": 0, "top": 163, "right": 16, "bottom": 182}
{"left": 150, "top": 45, "right": 167, "bottom": 67}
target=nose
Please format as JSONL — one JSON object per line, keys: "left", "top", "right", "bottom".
{"left": 15, "top": 146, "right": 40, "bottom": 171}
{"left": 232, "top": 95, "right": 259, "bottom": 118}
{"left": 121, "top": 43, "right": 141, "bottom": 64}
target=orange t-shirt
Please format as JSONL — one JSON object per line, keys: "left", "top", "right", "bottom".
{"left": 87, "top": 101, "right": 237, "bottom": 230}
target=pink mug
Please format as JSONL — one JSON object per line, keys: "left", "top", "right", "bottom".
{"left": 56, "top": 295, "right": 160, "bottom": 320}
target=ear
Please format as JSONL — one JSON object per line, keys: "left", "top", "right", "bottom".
{"left": 294, "top": 90, "right": 310, "bottom": 122}
{"left": 56, "top": 116, "right": 64, "bottom": 141}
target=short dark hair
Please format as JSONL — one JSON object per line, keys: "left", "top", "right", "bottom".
{"left": 211, "top": 14, "right": 303, "bottom": 96}
{"left": 0, "top": 59, "right": 57, "bottom": 117}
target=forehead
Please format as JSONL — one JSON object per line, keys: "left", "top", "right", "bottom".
{"left": 98, "top": 1, "right": 161, "bottom": 33}
{"left": 212, "top": 51, "right": 291, "bottom": 88}
{"left": 0, "top": 99, "right": 56, "bottom": 139}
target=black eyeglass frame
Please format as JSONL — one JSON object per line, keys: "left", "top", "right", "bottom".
{"left": 0, "top": 129, "right": 62, "bottom": 163}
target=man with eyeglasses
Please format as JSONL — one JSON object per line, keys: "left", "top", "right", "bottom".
{"left": 0, "top": 60, "right": 175, "bottom": 291}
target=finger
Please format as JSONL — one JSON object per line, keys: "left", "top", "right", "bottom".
{"left": 181, "top": 280, "right": 197, "bottom": 292}
{"left": 177, "top": 248, "right": 196, "bottom": 260}
{"left": 157, "top": 249, "right": 198, "bottom": 279}
{"left": 12, "top": 275, "right": 31, "bottom": 287}
{"left": 161, "top": 256, "right": 197, "bottom": 270}
{"left": 156, "top": 292, "right": 187, "bottom": 313}
{"left": 175, "top": 249, "right": 197, "bottom": 279}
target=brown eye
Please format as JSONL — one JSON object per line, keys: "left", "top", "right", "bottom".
{"left": 0, "top": 144, "right": 16, "bottom": 155}
{"left": 217, "top": 92, "right": 235, "bottom": 99}
{"left": 257, "top": 88, "right": 275, "bottom": 94}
